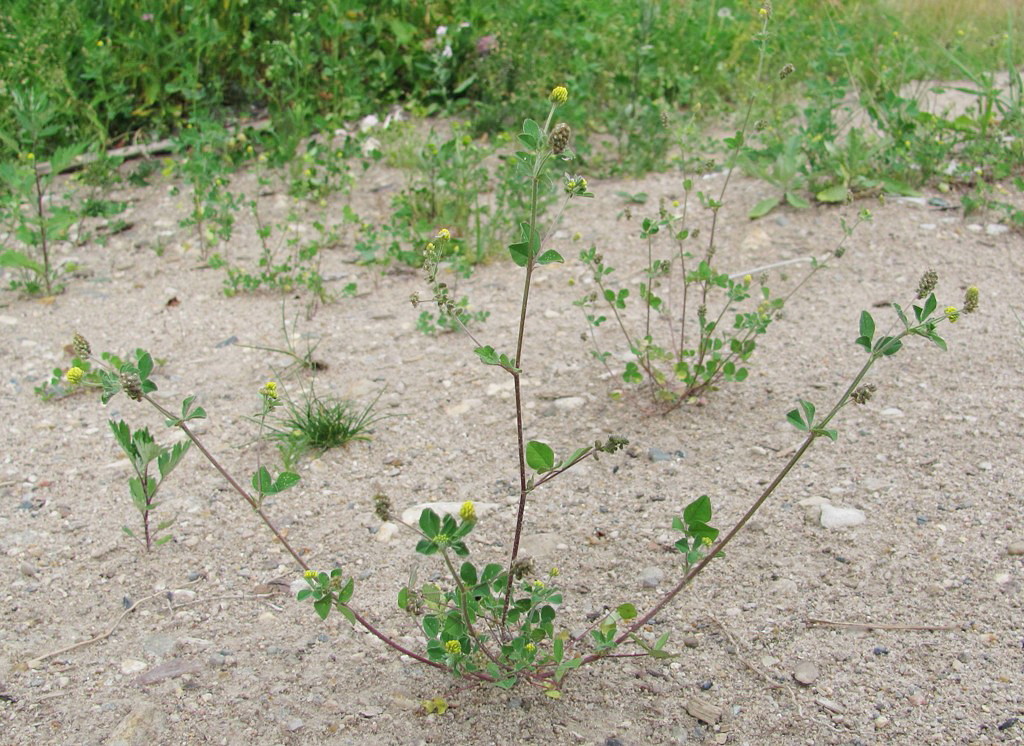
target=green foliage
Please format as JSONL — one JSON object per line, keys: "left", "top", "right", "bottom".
{"left": 264, "top": 386, "right": 387, "bottom": 465}
{"left": 109, "top": 419, "right": 190, "bottom": 551}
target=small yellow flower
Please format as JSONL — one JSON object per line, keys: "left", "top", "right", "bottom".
{"left": 533, "top": 580, "right": 545, "bottom": 590}
{"left": 672, "top": 200, "right": 680, "bottom": 208}
{"left": 944, "top": 306, "right": 959, "bottom": 323}
{"left": 436, "top": 228, "right": 450, "bottom": 240}
{"left": 25, "top": 153, "right": 34, "bottom": 161}
{"left": 549, "top": 86, "right": 569, "bottom": 104}
{"left": 65, "top": 366, "right": 85, "bottom": 385}
{"left": 303, "top": 569, "right": 317, "bottom": 579}
{"left": 743, "top": 274, "right": 752, "bottom": 285}
{"left": 260, "top": 381, "right": 278, "bottom": 400}
{"left": 444, "top": 639, "right": 462, "bottom": 655}
{"left": 96, "top": 40, "right": 104, "bottom": 47}
{"left": 459, "top": 501, "right": 476, "bottom": 522}
{"left": 525, "top": 643, "right": 536, "bottom": 653}
{"left": 701, "top": 536, "right": 713, "bottom": 546}
{"left": 549, "top": 567, "right": 559, "bottom": 577}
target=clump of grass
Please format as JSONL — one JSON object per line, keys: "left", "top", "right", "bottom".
{"left": 266, "top": 386, "right": 388, "bottom": 465}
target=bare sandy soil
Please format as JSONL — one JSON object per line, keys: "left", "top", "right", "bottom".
{"left": 1, "top": 140, "right": 1022, "bottom": 746}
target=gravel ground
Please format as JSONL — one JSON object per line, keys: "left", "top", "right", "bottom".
{"left": 1, "top": 137, "right": 1022, "bottom": 746}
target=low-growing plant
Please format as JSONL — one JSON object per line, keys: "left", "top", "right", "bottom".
{"left": 108, "top": 419, "right": 190, "bottom": 551}
{"left": 237, "top": 302, "right": 328, "bottom": 377}
{"left": 169, "top": 118, "right": 244, "bottom": 258}
{"left": 63, "top": 82, "right": 978, "bottom": 697}
{"left": 34, "top": 347, "right": 162, "bottom": 401}
{"left": 0, "top": 87, "right": 86, "bottom": 295}
{"left": 262, "top": 384, "right": 387, "bottom": 468}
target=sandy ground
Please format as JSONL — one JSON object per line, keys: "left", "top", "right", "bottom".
{"left": 1, "top": 139, "right": 1022, "bottom": 746}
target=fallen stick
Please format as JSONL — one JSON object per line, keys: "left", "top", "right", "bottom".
{"left": 805, "top": 618, "right": 961, "bottom": 632}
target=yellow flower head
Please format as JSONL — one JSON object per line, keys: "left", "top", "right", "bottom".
{"left": 65, "top": 366, "right": 85, "bottom": 385}
{"left": 444, "top": 639, "right": 462, "bottom": 655}
{"left": 459, "top": 501, "right": 476, "bottom": 522}
{"left": 549, "top": 86, "right": 569, "bottom": 104}
{"left": 548, "top": 567, "right": 559, "bottom": 577}
{"left": 944, "top": 306, "right": 960, "bottom": 323}
{"left": 303, "top": 569, "right": 317, "bottom": 580}
{"left": 525, "top": 643, "right": 536, "bottom": 653}
{"left": 260, "top": 381, "right": 278, "bottom": 400}
{"left": 743, "top": 274, "right": 752, "bottom": 285}
{"left": 436, "top": 228, "right": 451, "bottom": 240}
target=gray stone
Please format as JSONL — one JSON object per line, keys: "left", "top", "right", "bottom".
{"left": 135, "top": 658, "right": 202, "bottom": 685}
{"left": 640, "top": 566, "right": 665, "bottom": 588}
{"left": 1007, "top": 541, "right": 1024, "bottom": 556}
{"left": 142, "top": 634, "right": 178, "bottom": 658}
{"left": 986, "top": 223, "right": 1009, "bottom": 236}
{"left": 793, "top": 660, "right": 819, "bottom": 685}
{"left": 820, "top": 504, "right": 866, "bottom": 529}
{"left": 553, "top": 396, "right": 586, "bottom": 411}
{"left": 107, "top": 703, "right": 165, "bottom": 746}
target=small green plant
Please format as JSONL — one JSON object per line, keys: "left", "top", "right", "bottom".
{"left": 108, "top": 420, "right": 190, "bottom": 551}
{"left": 169, "top": 118, "right": 243, "bottom": 258}
{"left": 0, "top": 88, "right": 86, "bottom": 295}
{"left": 263, "top": 384, "right": 387, "bottom": 467}
{"left": 416, "top": 296, "right": 490, "bottom": 336}
{"left": 237, "top": 301, "right": 328, "bottom": 376}
{"left": 34, "top": 347, "right": 162, "bottom": 401}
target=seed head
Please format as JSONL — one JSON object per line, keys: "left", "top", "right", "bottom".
{"left": 459, "top": 501, "right": 476, "bottom": 522}
{"left": 120, "top": 371, "right": 143, "bottom": 401}
{"left": 444, "top": 639, "right": 462, "bottom": 655}
{"left": 779, "top": 63, "right": 795, "bottom": 80}
{"left": 549, "top": 122, "right": 571, "bottom": 154}
{"left": 660, "top": 111, "right": 670, "bottom": 129}
{"left": 851, "top": 383, "right": 877, "bottom": 405}
{"left": 373, "top": 493, "right": 392, "bottom": 522}
{"left": 834, "top": 245, "right": 846, "bottom": 258}
{"left": 549, "top": 86, "right": 568, "bottom": 104}
{"left": 65, "top": 366, "right": 84, "bottom": 385}
{"left": 916, "top": 269, "right": 938, "bottom": 299}
{"left": 72, "top": 333, "right": 91, "bottom": 358}
{"left": 963, "top": 286, "right": 979, "bottom": 314}
{"left": 511, "top": 556, "right": 534, "bottom": 580}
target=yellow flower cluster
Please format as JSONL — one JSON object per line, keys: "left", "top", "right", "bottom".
{"left": 65, "top": 366, "right": 84, "bottom": 385}
{"left": 549, "top": 86, "right": 569, "bottom": 104}
{"left": 444, "top": 639, "right": 462, "bottom": 655}
{"left": 436, "top": 228, "right": 451, "bottom": 240}
{"left": 459, "top": 501, "right": 476, "bottom": 522}
{"left": 303, "top": 569, "right": 317, "bottom": 580}
{"left": 944, "top": 306, "right": 959, "bottom": 323}
{"left": 260, "top": 381, "right": 278, "bottom": 400}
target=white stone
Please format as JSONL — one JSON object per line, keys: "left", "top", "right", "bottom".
{"left": 820, "top": 504, "right": 866, "bottom": 529}
{"left": 985, "top": 223, "right": 1009, "bottom": 236}
{"left": 120, "top": 659, "right": 147, "bottom": 674}
{"left": 375, "top": 522, "right": 399, "bottom": 544}
{"left": 553, "top": 396, "right": 586, "bottom": 411}
{"left": 880, "top": 407, "right": 904, "bottom": 418}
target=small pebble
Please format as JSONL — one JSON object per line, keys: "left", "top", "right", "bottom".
{"left": 873, "top": 646, "right": 889, "bottom": 656}
{"left": 1007, "top": 542, "right": 1024, "bottom": 556}
{"left": 793, "top": 660, "right": 819, "bottom": 686}
{"left": 683, "top": 636, "right": 700, "bottom": 649}
{"left": 699, "top": 680, "right": 713, "bottom": 691}
{"left": 639, "top": 566, "right": 664, "bottom": 588}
